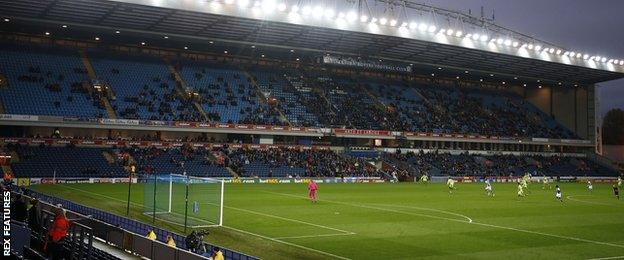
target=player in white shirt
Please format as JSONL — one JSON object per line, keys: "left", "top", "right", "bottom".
{"left": 555, "top": 185, "right": 563, "bottom": 202}
{"left": 485, "top": 179, "right": 494, "bottom": 197}
{"left": 587, "top": 180, "right": 593, "bottom": 193}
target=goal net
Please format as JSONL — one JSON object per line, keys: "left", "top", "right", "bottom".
{"left": 143, "top": 174, "right": 224, "bottom": 229}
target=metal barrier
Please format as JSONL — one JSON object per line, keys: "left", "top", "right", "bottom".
{"left": 24, "top": 189, "right": 258, "bottom": 260}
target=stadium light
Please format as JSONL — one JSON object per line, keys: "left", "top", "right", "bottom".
{"left": 184, "top": 46, "right": 188, "bottom": 50}
{"left": 277, "top": 3, "right": 286, "bottom": 12}
{"left": 238, "top": 0, "right": 250, "bottom": 8}
{"left": 115, "top": 30, "right": 120, "bottom": 34}
{"left": 360, "top": 15, "right": 369, "bottom": 22}
{"left": 556, "top": 49, "right": 562, "bottom": 55}
{"left": 225, "top": 0, "right": 234, "bottom": 4}
{"left": 61, "top": 25, "right": 68, "bottom": 28}
{"left": 601, "top": 57, "right": 607, "bottom": 62}
{"left": 548, "top": 48, "right": 554, "bottom": 54}
{"left": 370, "top": 17, "right": 378, "bottom": 24}
{"left": 346, "top": 11, "right": 357, "bottom": 22}
{"left": 534, "top": 45, "right": 542, "bottom": 51}
{"left": 439, "top": 29, "right": 446, "bottom": 34}
{"left": 140, "top": 42, "right": 146, "bottom": 45}
{"left": 455, "top": 31, "right": 463, "bottom": 37}
{"left": 45, "top": 32, "right": 50, "bottom": 36}
{"left": 301, "top": 5, "right": 312, "bottom": 16}
{"left": 427, "top": 25, "right": 437, "bottom": 33}
{"left": 390, "top": 19, "right": 397, "bottom": 27}
{"left": 620, "top": 60, "right": 624, "bottom": 65}
{"left": 379, "top": 17, "right": 387, "bottom": 25}
{"left": 582, "top": 54, "right": 589, "bottom": 59}
{"left": 496, "top": 38, "right": 503, "bottom": 45}
{"left": 472, "top": 33, "right": 480, "bottom": 41}
{"left": 312, "top": 6, "right": 325, "bottom": 19}
{"left": 418, "top": 23, "right": 428, "bottom": 31}
{"left": 324, "top": 8, "right": 335, "bottom": 19}
{"left": 527, "top": 44, "right": 534, "bottom": 50}
{"left": 290, "top": 5, "right": 298, "bottom": 13}
{"left": 400, "top": 22, "right": 408, "bottom": 27}
{"left": 3, "top": 18, "right": 9, "bottom": 22}
{"left": 94, "top": 37, "right": 100, "bottom": 41}
{"left": 564, "top": 51, "right": 570, "bottom": 56}
{"left": 512, "top": 41, "right": 519, "bottom": 47}
{"left": 446, "top": 29, "right": 454, "bottom": 36}
{"left": 409, "top": 22, "right": 418, "bottom": 29}
{"left": 480, "top": 35, "right": 489, "bottom": 42}
{"left": 504, "top": 39, "right": 512, "bottom": 46}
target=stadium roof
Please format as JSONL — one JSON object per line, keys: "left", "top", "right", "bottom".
{"left": 1, "top": 0, "right": 624, "bottom": 85}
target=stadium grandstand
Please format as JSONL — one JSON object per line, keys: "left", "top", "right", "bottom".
{"left": 1, "top": 0, "right": 624, "bottom": 259}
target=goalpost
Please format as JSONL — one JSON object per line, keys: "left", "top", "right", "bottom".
{"left": 143, "top": 174, "right": 224, "bottom": 230}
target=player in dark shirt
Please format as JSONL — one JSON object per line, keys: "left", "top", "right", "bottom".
{"left": 614, "top": 185, "right": 620, "bottom": 199}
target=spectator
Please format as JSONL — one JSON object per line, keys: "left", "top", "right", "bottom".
{"left": 211, "top": 247, "right": 224, "bottom": 260}
{"left": 146, "top": 230, "right": 157, "bottom": 241}
{"left": 27, "top": 198, "right": 41, "bottom": 234}
{"left": 46, "top": 206, "right": 71, "bottom": 260}
{"left": 166, "top": 234, "right": 176, "bottom": 248}
{"left": 11, "top": 193, "right": 28, "bottom": 222}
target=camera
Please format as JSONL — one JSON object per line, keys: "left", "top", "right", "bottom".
{"left": 185, "top": 229, "right": 210, "bottom": 254}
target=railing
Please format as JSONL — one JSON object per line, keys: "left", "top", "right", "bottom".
{"left": 24, "top": 189, "right": 259, "bottom": 260}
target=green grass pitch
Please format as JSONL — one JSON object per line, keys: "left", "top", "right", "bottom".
{"left": 31, "top": 182, "right": 624, "bottom": 260}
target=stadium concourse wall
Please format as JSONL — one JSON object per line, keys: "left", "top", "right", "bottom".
{"left": 0, "top": 113, "right": 595, "bottom": 147}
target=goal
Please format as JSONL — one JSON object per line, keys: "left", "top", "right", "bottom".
{"left": 143, "top": 174, "right": 224, "bottom": 229}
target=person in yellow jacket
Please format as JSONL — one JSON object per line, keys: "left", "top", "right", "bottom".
{"left": 211, "top": 247, "right": 224, "bottom": 260}
{"left": 146, "top": 230, "right": 157, "bottom": 241}
{"left": 166, "top": 234, "right": 176, "bottom": 248}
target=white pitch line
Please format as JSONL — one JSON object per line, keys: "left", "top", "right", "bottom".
{"left": 55, "top": 184, "right": 353, "bottom": 259}
{"left": 587, "top": 255, "right": 624, "bottom": 260}
{"left": 566, "top": 195, "right": 620, "bottom": 206}
{"left": 274, "top": 232, "right": 357, "bottom": 240}
{"left": 369, "top": 203, "right": 473, "bottom": 223}
{"left": 264, "top": 191, "right": 624, "bottom": 250}
{"left": 221, "top": 225, "right": 352, "bottom": 260}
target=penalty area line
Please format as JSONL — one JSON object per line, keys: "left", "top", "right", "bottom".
{"left": 274, "top": 232, "right": 357, "bottom": 240}
{"left": 221, "top": 225, "right": 352, "bottom": 260}
{"left": 56, "top": 185, "right": 354, "bottom": 259}
{"left": 264, "top": 190, "right": 624, "bottom": 250}
{"left": 587, "top": 256, "right": 624, "bottom": 260}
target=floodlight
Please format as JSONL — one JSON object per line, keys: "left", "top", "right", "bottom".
{"left": 277, "top": 3, "right": 286, "bottom": 11}
{"left": 238, "top": 0, "right": 250, "bottom": 7}
{"left": 527, "top": 44, "right": 534, "bottom": 50}
{"left": 225, "top": 0, "right": 234, "bottom": 4}
{"left": 290, "top": 5, "right": 299, "bottom": 13}
{"left": 418, "top": 23, "right": 427, "bottom": 31}
{"left": 312, "top": 6, "right": 323, "bottom": 18}
{"left": 496, "top": 38, "right": 503, "bottom": 44}
{"left": 400, "top": 22, "right": 408, "bottom": 27}
{"left": 504, "top": 39, "right": 512, "bottom": 46}
{"left": 427, "top": 25, "right": 437, "bottom": 33}
{"left": 534, "top": 45, "right": 541, "bottom": 51}
{"left": 371, "top": 17, "right": 378, "bottom": 24}
{"left": 446, "top": 29, "right": 454, "bottom": 36}
{"left": 548, "top": 48, "right": 554, "bottom": 54}
{"left": 601, "top": 57, "right": 607, "bottom": 62}
{"left": 472, "top": 33, "right": 480, "bottom": 40}
{"left": 455, "top": 31, "right": 463, "bottom": 37}
{"left": 582, "top": 54, "right": 588, "bottom": 59}
{"left": 556, "top": 49, "right": 562, "bottom": 55}
{"left": 563, "top": 51, "right": 569, "bottom": 56}
{"left": 346, "top": 11, "right": 357, "bottom": 22}
{"left": 409, "top": 22, "right": 418, "bottom": 29}
{"left": 620, "top": 60, "right": 624, "bottom": 65}
{"left": 324, "top": 8, "right": 335, "bottom": 19}
{"left": 379, "top": 17, "right": 387, "bottom": 25}
{"left": 480, "top": 35, "right": 489, "bottom": 42}
{"left": 360, "top": 15, "right": 369, "bottom": 22}
{"left": 512, "top": 41, "right": 519, "bottom": 47}
{"left": 389, "top": 19, "right": 397, "bottom": 26}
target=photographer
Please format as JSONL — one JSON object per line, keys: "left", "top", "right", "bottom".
{"left": 185, "top": 229, "right": 209, "bottom": 255}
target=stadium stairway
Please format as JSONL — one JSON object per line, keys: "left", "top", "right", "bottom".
{"left": 243, "top": 68, "right": 292, "bottom": 126}
{"left": 166, "top": 60, "right": 209, "bottom": 122}
{"left": 0, "top": 97, "right": 5, "bottom": 114}
{"left": 79, "top": 49, "right": 117, "bottom": 119}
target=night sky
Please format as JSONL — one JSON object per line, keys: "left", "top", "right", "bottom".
{"left": 424, "top": 0, "right": 624, "bottom": 118}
